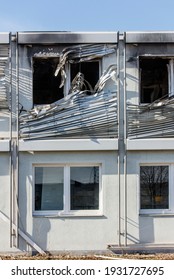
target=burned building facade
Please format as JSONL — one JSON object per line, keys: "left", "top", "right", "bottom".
{"left": 1, "top": 31, "right": 174, "bottom": 254}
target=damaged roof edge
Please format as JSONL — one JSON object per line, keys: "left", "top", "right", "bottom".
{"left": 0, "top": 32, "right": 10, "bottom": 44}
{"left": 17, "top": 32, "right": 118, "bottom": 44}
{"left": 126, "top": 31, "right": 174, "bottom": 43}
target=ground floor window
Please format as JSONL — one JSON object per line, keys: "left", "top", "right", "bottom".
{"left": 34, "top": 164, "right": 101, "bottom": 216}
{"left": 140, "top": 165, "right": 171, "bottom": 214}
{"left": 140, "top": 165, "right": 169, "bottom": 209}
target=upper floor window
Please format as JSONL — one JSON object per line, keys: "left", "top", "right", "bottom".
{"left": 138, "top": 164, "right": 174, "bottom": 215}
{"left": 32, "top": 44, "right": 117, "bottom": 107}
{"left": 140, "top": 58, "right": 168, "bottom": 103}
{"left": 33, "top": 57, "right": 64, "bottom": 105}
{"left": 33, "top": 58, "right": 100, "bottom": 105}
{"left": 70, "top": 61, "right": 99, "bottom": 92}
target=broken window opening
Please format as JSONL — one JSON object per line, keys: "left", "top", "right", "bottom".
{"left": 33, "top": 57, "right": 64, "bottom": 105}
{"left": 54, "top": 43, "right": 116, "bottom": 89}
{"left": 70, "top": 61, "right": 100, "bottom": 93}
{"left": 140, "top": 58, "right": 168, "bottom": 103}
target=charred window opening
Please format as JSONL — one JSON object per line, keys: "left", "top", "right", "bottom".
{"left": 140, "top": 58, "right": 168, "bottom": 103}
{"left": 33, "top": 57, "right": 64, "bottom": 105}
{"left": 71, "top": 61, "right": 99, "bottom": 91}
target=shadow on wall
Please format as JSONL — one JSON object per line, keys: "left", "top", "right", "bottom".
{"left": 18, "top": 167, "right": 50, "bottom": 253}
{"left": 126, "top": 217, "right": 140, "bottom": 244}
{"left": 120, "top": 217, "right": 155, "bottom": 245}
{"left": 139, "top": 216, "right": 174, "bottom": 244}
{"left": 32, "top": 218, "right": 51, "bottom": 253}
{"left": 139, "top": 217, "right": 155, "bottom": 243}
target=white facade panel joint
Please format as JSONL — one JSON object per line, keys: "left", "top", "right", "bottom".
{"left": 19, "top": 139, "right": 118, "bottom": 151}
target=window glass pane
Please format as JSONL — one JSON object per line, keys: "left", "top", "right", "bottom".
{"left": 35, "top": 167, "right": 63, "bottom": 210}
{"left": 70, "top": 166, "right": 99, "bottom": 210}
{"left": 140, "top": 166, "right": 169, "bottom": 209}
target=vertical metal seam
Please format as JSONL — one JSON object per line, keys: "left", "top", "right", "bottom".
{"left": 9, "top": 32, "right": 13, "bottom": 247}
{"left": 123, "top": 33, "right": 127, "bottom": 246}
{"left": 15, "top": 32, "right": 19, "bottom": 248}
{"left": 117, "top": 35, "right": 121, "bottom": 247}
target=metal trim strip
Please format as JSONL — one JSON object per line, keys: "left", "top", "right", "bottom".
{"left": 126, "top": 32, "right": 174, "bottom": 43}
{"left": 17, "top": 32, "right": 118, "bottom": 44}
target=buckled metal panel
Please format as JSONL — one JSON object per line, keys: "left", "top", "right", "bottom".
{"left": 0, "top": 33, "right": 10, "bottom": 44}
{"left": 0, "top": 45, "right": 10, "bottom": 109}
{"left": 127, "top": 98, "right": 174, "bottom": 139}
{"left": 126, "top": 31, "right": 174, "bottom": 43}
{"left": 17, "top": 32, "right": 118, "bottom": 44}
{"left": 20, "top": 90, "right": 118, "bottom": 140}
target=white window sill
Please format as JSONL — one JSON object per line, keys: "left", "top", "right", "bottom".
{"left": 139, "top": 211, "right": 174, "bottom": 217}
{"left": 33, "top": 210, "right": 103, "bottom": 217}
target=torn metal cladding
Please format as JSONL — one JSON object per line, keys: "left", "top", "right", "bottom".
{"left": 69, "top": 65, "right": 117, "bottom": 94}
{"left": 20, "top": 90, "right": 118, "bottom": 140}
{"left": 69, "top": 72, "right": 86, "bottom": 93}
{"left": 94, "top": 65, "right": 117, "bottom": 93}
{"left": 54, "top": 44, "right": 117, "bottom": 87}
{"left": 127, "top": 97, "right": 174, "bottom": 139}
{"left": 19, "top": 58, "right": 118, "bottom": 140}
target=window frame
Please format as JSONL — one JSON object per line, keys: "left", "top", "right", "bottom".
{"left": 168, "top": 58, "right": 174, "bottom": 97}
{"left": 33, "top": 163, "right": 103, "bottom": 217}
{"left": 139, "top": 163, "right": 174, "bottom": 215}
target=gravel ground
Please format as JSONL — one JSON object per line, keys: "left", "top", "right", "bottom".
{"left": 1, "top": 253, "right": 174, "bottom": 260}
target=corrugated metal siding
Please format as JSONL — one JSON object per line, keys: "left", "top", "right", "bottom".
{"left": 0, "top": 45, "right": 10, "bottom": 109}
{"left": 127, "top": 98, "right": 174, "bottom": 139}
{"left": 20, "top": 90, "right": 118, "bottom": 140}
